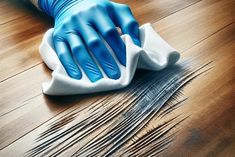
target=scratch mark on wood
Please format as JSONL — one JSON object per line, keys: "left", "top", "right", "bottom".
{"left": 26, "top": 61, "right": 212, "bottom": 157}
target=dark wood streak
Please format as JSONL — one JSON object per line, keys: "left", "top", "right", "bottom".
{"left": 26, "top": 61, "right": 212, "bottom": 157}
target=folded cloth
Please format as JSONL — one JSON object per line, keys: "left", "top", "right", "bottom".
{"left": 39, "top": 23, "right": 180, "bottom": 95}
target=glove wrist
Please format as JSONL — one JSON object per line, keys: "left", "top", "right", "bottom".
{"left": 39, "top": 0, "right": 85, "bottom": 26}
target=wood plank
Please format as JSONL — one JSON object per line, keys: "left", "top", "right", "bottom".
{"left": 0, "top": 0, "right": 52, "bottom": 81}
{"left": 153, "top": 0, "right": 235, "bottom": 51}
{"left": 0, "top": 0, "right": 234, "bottom": 150}
{"left": 1, "top": 0, "right": 234, "bottom": 117}
{"left": 161, "top": 23, "right": 235, "bottom": 157}
{"left": 1, "top": 15, "right": 234, "bottom": 157}
{"left": 0, "top": 0, "right": 200, "bottom": 81}
{"left": 114, "top": 0, "right": 201, "bottom": 24}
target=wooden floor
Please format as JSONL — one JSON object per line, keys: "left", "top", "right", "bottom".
{"left": 0, "top": 0, "right": 235, "bottom": 156}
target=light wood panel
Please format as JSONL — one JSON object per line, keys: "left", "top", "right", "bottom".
{"left": 1, "top": 0, "right": 234, "bottom": 118}
{"left": 114, "top": 0, "right": 201, "bottom": 24}
{"left": 0, "top": 0, "right": 234, "bottom": 156}
{"left": 1, "top": 12, "right": 235, "bottom": 157}
{"left": 0, "top": 0, "right": 52, "bottom": 81}
{"left": 1, "top": 0, "right": 234, "bottom": 150}
{"left": 0, "top": 0, "right": 205, "bottom": 149}
{"left": 165, "top": 22, "right": 235, "bottom": 157}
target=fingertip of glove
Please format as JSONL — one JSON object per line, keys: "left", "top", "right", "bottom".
{"left": 69, "top": 71, "right": 82, "bottom": 80}
{"left": 88, "top": 72, "right": 103, "bottom": 83}
{"left": 107, "top": 68, "right": 121, "bottom": 80}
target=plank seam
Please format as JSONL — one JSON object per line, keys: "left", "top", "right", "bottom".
{"left": 151, "top": 0, "right": 202, "bottom": 24}
{"left": 181, "top": 21, "right": 235, "bottom": 53}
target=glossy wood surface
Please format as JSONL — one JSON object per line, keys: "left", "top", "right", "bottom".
{"left": 0, "top": 0, "right": 234, "bottom": 156}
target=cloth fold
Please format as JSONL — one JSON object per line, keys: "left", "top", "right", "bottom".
{"left": 39, "top": 23, "right": 180, "bottom": 95}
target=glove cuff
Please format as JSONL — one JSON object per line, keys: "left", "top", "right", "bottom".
{"left": 38, "top": 0, "right": 84, "bottom": 20}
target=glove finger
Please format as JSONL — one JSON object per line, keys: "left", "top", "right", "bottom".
{"left": 66, "top": 32, "right": 103, "bottom": 82}
{"left": 53, "top": 36, "right": 82, "bottom": 79}
{"left": 78, "top": 25, "right": 121, "bottom": 80}
{"left": 111, "top": 3, "right": 141, "bottom": 46}
{"left": 92, "top": 9, "right": 126, "bottom": 66}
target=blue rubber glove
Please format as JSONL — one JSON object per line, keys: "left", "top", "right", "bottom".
{"left": 39, "top": 0, "right": 140, "bottom": 82}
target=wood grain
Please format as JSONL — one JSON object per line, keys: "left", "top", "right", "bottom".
{"left": 1, "top": 0, "right": 206, "bottom": 148}
{"left": 0, "top": 0, "right": 234, "bottom": 156}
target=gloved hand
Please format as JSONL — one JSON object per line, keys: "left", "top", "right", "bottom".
{"left": 39, "top": 0, "right": 140, "bottom": 82}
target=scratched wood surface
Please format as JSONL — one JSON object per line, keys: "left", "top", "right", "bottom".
{"left": 0, "top": 0, "right": 235, "bottom": 156}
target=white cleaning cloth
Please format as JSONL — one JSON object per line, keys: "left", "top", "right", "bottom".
{"left": 39, "top": 23, "right": 180, "bottom": 95}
